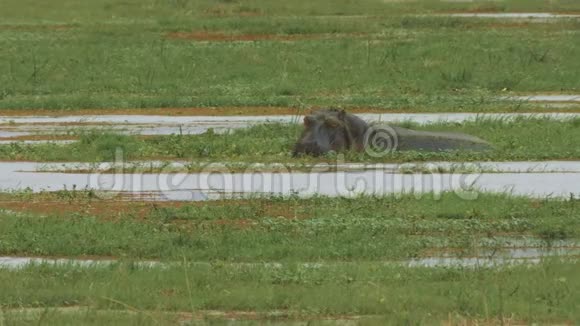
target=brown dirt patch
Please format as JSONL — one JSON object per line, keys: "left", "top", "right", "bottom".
{"left": 0, "top": 195, "right": 310, "bottom": 221}
{"left": 259, "top": 203, "right": 308, "bottom": 219}
{"left": 203, "top": 5, "right": 263, "bottom": 17}
{"left": 0, "top": 134, "right": 77, "bottom": 141}
{"left": 0, "top": 24, "right": 75, "bottom": 31}
{"left": 0, "top": 199, "right": 180, "bottom": 220}
{"left": 450, "top": 6, "right": 505, "bottom": 14}
{"left": 213, "top": 218, "right": 256, "bottom": 229}
{"left": 0, "top": 106, "right": 394, "bottom": 117}
{"left": 441, "top": 317, "right": 537, "bottom": 326}
{"left": 4, "top": 121, "right": 115, "bottom": 127}
{"left": 166, "top": 31, "right": 366, "bottom": 42}
{"left": 0, "top": 133, "right": 168, "bottom": 142}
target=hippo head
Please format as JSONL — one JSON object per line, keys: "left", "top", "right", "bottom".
{"left": 292, "top": 109, "right": 368, "bottom": 157}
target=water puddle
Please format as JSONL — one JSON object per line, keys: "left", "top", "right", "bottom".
{"left": 1, "top": 113, "right": 577, "bottom": 125}
{"left": 1, "top": 161, "right": 580, "bottom": 200}
{"left": 0, "top": 246, "right": 578, "bottom": 269}
{"left": 502, "top": 95, "right": 580, "bottom": 103}
{"left": 0, "top": 113, "right": 577, "bottom": 140}
{"left": 34, "top": 160, "right": 580, "bottom": 173}
{"left": 448, "top": 13, "right": 580, "bottom": 19}
{"left": 0, "top": 257, "right": 160, "bottom": 269}
{"left": 408, "top": 246, "right": 580, "bottom": 267}
{"left": 0, "top": 140, "right": 75, "bottom": 145}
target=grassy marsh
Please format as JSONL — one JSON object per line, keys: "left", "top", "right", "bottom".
{"left": 0, "top": 192, "right": 578, "bottom": 260}
{"left": 2, "top": 1, "right": 580, "bottom": 323}
{"left": 1, "top": 1, "right": 580, "bottom": 112}
{"left": 4, "top": 0, "right": 580, "bottom": 22}
{"left": 0, "top": 260, "right": 579, "bottom": 324}
{"left": 0, "top": 118, "right": 579, "bottom": 162}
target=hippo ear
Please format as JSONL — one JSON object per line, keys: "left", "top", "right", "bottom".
{"left": 338, "top": 109, "right": 346, "bottom": 121}
{"left": 304, "top": 116, "right": 315, "bottom": 127}
{"left": 324, "top": 117, "right": 341, "bottom": 128}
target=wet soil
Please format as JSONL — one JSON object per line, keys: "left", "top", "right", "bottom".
{"left": 166, "top": 31, "right": 366, "bottom": 42}
{"left": 1, "top": 306, "right": 365, "bottom": 323}
{"left": 0, "top": 195, "right": 308, "bottom": 221}
{"left": 447, "top": 12, "right": 580, "bottom": 18}
{"left": 0, "top": 199, "right": 182, "bottom": 220}
{"left": 0, "top": 107, "right": 393, "bottom": 117}
{"left": 2, "top": 105, "right": 580, "bottom": 118}
{"left": 0, "top": 134, "right": 77, "bottom": 141}
{"left": 0, "top": 24, "right": 75, "bottom": 31}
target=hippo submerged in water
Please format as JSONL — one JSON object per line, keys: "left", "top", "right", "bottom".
{"left": 292, "top": 108, "right": 491, "bottom": 157}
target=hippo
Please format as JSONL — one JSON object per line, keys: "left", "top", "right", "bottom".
{"left": 292, "top": 108, "right": 491, "bottom": 157}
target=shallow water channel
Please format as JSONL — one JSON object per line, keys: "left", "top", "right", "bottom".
{"left": 1, "top": 113, "right": 578, "bottom": 141}
{"left": 2, "top": 160, "right": 579, "bottom": 268}
{"left": 503, "top": 95, "right": 580, "bottom": 102}
{"left": 1, "top": 161, "right": 579, "bottom": 200}
{"left": 1, "top": 244, "right": 578, "bottom": 269}
{"left": 448, "top": 12, "right": 580, "bottom": 19}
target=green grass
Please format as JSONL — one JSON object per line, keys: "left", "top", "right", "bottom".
{"left": 1, "top": 308, "right": 181, "bottom": 326}
{"left": 0, "top": 0, "right": 580, "bottom": 23}
{"left": 1, "top": 1, "right": 580, "bottom": 111}
{"left": 1, "top": 118, "right": 579, "bottom": 162}
{"left": 2, "top": 1, "right": 580, "bottom": 323}
{"left": 1, "top": 193, "right": 578, "bottom": 260}
{"left": 0, "top": 260, "right": 579, "bottom": 323}
{"left": 2, "top": 0, "right": 580, "bottom": 23}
